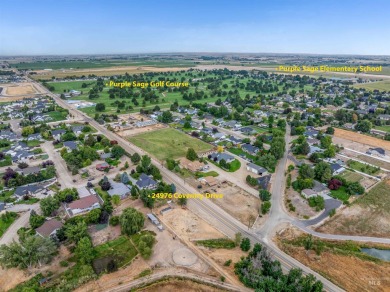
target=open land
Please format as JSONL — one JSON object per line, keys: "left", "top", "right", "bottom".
{"left": 276, "top": 227, "right": 390, "bottom": 292}
{"left": 129, "top": 128, "right": 213, "bottom": 161}
{"left": 316, "top": 180, "right": 390, "bottom": 237}
{"left": 334, "top": 128, "right": 390, "bottom": 152}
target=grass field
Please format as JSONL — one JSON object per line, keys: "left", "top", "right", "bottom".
{"left": 94, "top": 235, "right": 138, "bottom": 268}
{"left": 340, "top": 170, "right": 363, "bottom": 183}
{"left": 12, "top": 60, "right": 197, "bottom": 70}
{"left": 373, "top": 125, "right": 390, "bottom": 133}
{"left": 346, "top": 160, "right": 380, "bottom": 175}
{"left": 353, "top": 80, "right": 390, "bottom": 91}
{"left": 129, "top": 128, "right": 213, "bottom": 161}
{"left": 330, "top": 186, "right": 350, "bottom": 201}
{"left": 195, "top": 238, "right": 236, "bottom": 249}
{"left": 0, "top": 212, "right": 18, "bottom": 237}
{"left": 356, "top": 181, "right": 390, "bottom": 211}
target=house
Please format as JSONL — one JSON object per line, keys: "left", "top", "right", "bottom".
{"left": 15, "top": 166, "right": 41, "bottom": 176}
{"left": 0, "top": 130, "right": 19, "bottom": 141}
{"left": 69, "top": 90, "right": 81, "bottom": 96}
{"left": 257, "top": 174, "right": 271, "bottom": 190}
{"left": 227, "top": 136, "right": 242, "bottom": 145}
{"left": 301, "top": 181, "right": 330, "bottom": 199}
{"left": 308, "top": 146, "right": 323, "bottom": 156}
{"left": 96, "top": 162, "right": 110, "bottom": 171}
{"left": 180, "top": 157, "right": 207, "bottom": 172}
{"left": 72, "top": 126, "right": 84, "bottom": 136}
{"left": 367, "top": 147, "right": 386, "bottom": 157}
{"left": 307, "top": 138, "right": 320, "bottom": 146}
{"left": 11, "top": 150, "right": 35, "bottom": 163}
{"left": 52, "top": 129, "right": 66, "bottom": 141}
{"left": 246, "top": 163, "right": 268, "bottom": 176}
{"left": 63, "top": 141, "right": 77, "bottom": 151}
{"left": 200, "top": 176, "right": 218, "bottom": 187}
{"left": 27, "top": 133, "right": 42, "bottom": 141}
{"left": 100, "top": 152, "right": 112, "bottom": 159}
{"left": 209, "top": 152, "right": 235, "bottom": 164}
{"left": 107, "top": 180, "right": 131, "bottom": 199}
{"left": 136, "top": 173, "right": 158, "bottom": 190}
{"left": 14, "top": 185, "right": 43, "bottom": 197}
{"left": 240, "top": 127, "right": 255, "bottom": 135}
{"left": 241, "top": 144, "right": 259, "bottom": 155}
{"left": 212, "top": 132, "right": 226, "bottom": 140}
{"left": 378, "top": 114, "right": 390, "bottom": 121}
{"left": 330, "top": 163, "right": 345, "bottom": 175}
{"left": 304, "top": 129, "right": 319, "bottom": 139}
{"left": 36, "top": 219, "right": 63, "bottom": 239}
{"left": 66, "top": 195, "right": 101, "bottom": 216}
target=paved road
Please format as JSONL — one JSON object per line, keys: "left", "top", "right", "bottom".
{"left": 296, "top": 198, "right": 342, "bottom": 227}
{"left": 29, "top": 80, "right": 346, "bottom": 291}
{"left": 0, "top": 204, "right": 40, "bottom": 245}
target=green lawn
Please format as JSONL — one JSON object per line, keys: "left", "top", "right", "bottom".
{"left": 195, "top": 170, "right": 219, "bottom": 178}
{"left": 94, "top": 236, "right": 138, "bottom": 268}
{"left": 228, "top": 147, "right": 256, "bottom": 161}
{"left": 129, "top": 128, "right": 212, "bottom": 161}
{"left": 0, "top": 212, "right": 18, "bottom": 237}
{"left": 353, "top": 80, "right": 390, "bottom": 91}
{"left": 346, "top": 160, "right": 380, "bottom": 175}
{"left": 229, "top": 159, "right": 241, "bottom": 172}
{"left": 330, "top": 186, "right": 350, "bottom": 202}
{"left": 47, "top": 110, "right": 68, "bottom": 122}
{"left": 195, "top": 238, "right": 236, "bottom": 249}
{"left": 373, "top": 125, "right": 390, "bottom": 133}
{"left": 26, "top": 140, "right": 41, "bottom": 147}
{"left": 15, "top": 198, "right": 40, "bottom": 205}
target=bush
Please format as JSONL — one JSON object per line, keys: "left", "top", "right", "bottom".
{"left": 240, "top": 238, "right": 251, "bottom": 252}
{"left": 224, "top": 259, "right": 232, "bottom": 266}
{"left": 60, "top": 260, "right": 69, "bottom": 267}
{"left": 109, "top": 215, "right": 120, "bottom": 226}
{"left": 261, "top": 201, "right": 271, "bottom": 214}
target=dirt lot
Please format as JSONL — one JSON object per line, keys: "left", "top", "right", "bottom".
{"left": 161, "top": 208, "right": 224, "bottom": 241}
{"left": 316, "top": 180, "right": 390, "bottom": 237}
{"left": 334, "top": 128, "right": 390, "bottom": 152}
{"left": 139, "top": 278, "right": 227, "bottom": 292}
{"left": 202, "top": 181, "right": 260, "bottom": 225}
{"left": 201, "top": 247, "right": 247, "bottom": 281}
{"left": 276, "top": 227, "right": 390, "bottom": 292}
{"left": 5, "top": 84, "right": 36, "bottom": 95}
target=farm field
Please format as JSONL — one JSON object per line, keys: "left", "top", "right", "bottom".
{"left": 340, "top": 170, "right": 363, "bottom": 182}
{"left": 334, "top": 128, "right": 390, "bottom": 152}
{"left": 128, "top": 128, "right": 213, "bottom": 161}
{"left": 317, "top": 180, "right": 390, "bottom": 237}
{"left": 353, "top": 80, "right": 390, "bottom": 91}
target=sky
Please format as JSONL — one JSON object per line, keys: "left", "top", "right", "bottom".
{"left": 0, "top": 0, "right": 389, "bottom": 56}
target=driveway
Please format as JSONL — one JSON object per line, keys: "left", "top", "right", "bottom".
{"left": 41, "top": 141, "right": 73, "bottom": 188}
{"left": 296, "top": 198, "right": 342, "bottom": 227}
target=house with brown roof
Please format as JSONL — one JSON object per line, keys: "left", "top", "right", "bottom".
{"left": 65, "top": 195, "right": 101, "bottom": 217}
{"left": 180, "top": 158, "right": 208, "bottom": 172}
{"left": 36, "top": 219, "right": 63, "bottom": 239}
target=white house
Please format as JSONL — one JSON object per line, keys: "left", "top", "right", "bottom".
{"left": 65, "top": 195, "right": 101, "bottom": 217}
{"left": 246, "top": 163, "right": 268, "bottom": 176}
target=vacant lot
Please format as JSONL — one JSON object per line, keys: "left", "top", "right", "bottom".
{"left": 346, "top": 160, "right": 380, "bottom": 175}
{"left": 317, "top": 180, "right": 390, "bottom": 237}
{"left": 276, "top": 227, "right": 390, "bottom": 292}
{"left": 129, "top": 128, "right": 213, "bottom": 161}
{"left": 139, "top": 278, "right": 227, "bottom": 292}
{"left": 334, "top": 128, "right": 390, "bottom": 152}
{"left": 357, "top": 154, "right": 390, "bottom": 170}
{"left": 340, "top": 170, "right": 363, "bottom": 182}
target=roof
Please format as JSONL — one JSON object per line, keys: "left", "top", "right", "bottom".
{"left": 330, "top": 163, "right": 343, "bottom": 172}
{"left": 63, "top": 141, "right": 77, "bottom": 150}
{"left": 36, "top": 219, "right": 63, "bottom": 237}
{"left": 312, "top": 180, "right": 330, "bottom": 193}
{"left": 257, "top": 175, "right": 271, "bottom": 190}
{"left": 16, "top": 166, "right": 41, "bottom": 175}
{"left": 136, "top": 173, "right": 157, "bottom": 188}
{"left": 242, "top": 144, "right": 259, "bottom": 153}
{"left": 180, "top": 157, "right": 205, "bottom": 172}
{"left": 247, "top": 163, "right": 267, "bottom": 173}
{"left": 67, "top": 195, "right": 100, "bottom": 210}
{"left": 302, "top": 189, "right": 317, "bottom": 196}
{"left": 369, "top": 147, "right": 385, "bottom": 155}
{"left": 14, "top": 185, "right": 42, "bottom": 196}
{"left": 52, "top": 129, "right": 66, "bottom": 135}
{"left": 210, "top": 152, "right": 234, "bottom": 162}
{"left": 107, "top": 181, "right": 131, "bottom": 197}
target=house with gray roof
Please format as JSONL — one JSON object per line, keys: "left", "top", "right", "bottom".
{"left": 52, "top": 129, "right": 66, "bottom": 141}
{"left": 246, "top": 163, "right": 268, "bottom": 176}
{"left": 209, "top": 152, "right": 234, "bottom": 163}
{"left": 241, "top": 144, "right": 260, "bottom": 155}
{"left": 107, "top": 180, "right": 131, "bottom": 199}
{"left": 136, "top": 173, "right": 157, "bottom": 190}
{"left": 63, "top": 141, "right": 78, "bottom": 151}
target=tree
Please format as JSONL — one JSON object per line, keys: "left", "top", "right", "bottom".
{"left": 40, "top": 196, "right": 60, "bottom": 217}
{"left": 29, "top": 210, "right": 45, "bottom": 229}
{"left": 101, "top": 180, "right": 111, "bottom": 191}
{"left": 21, "top": 126, "right": 34, "bottom": 137}
{"left": 234, "top": 233, "right": 242, "bottom": 246}
{"left": 75, "top": 237, "right": 95, "bottom": 265}
{"left": 95, "top": 103, "right": 106, "bottom": 112}
{"left": 18, "top": 162, "right": 29, "bottom": 169}
{"left": 326, "top": 127, "right": 335, "bottom": 135}
{"left": 111, "top": 145, "right": 125, "bottom": 159}
{"left": 259, "top": 189, "right": 271, "bottom": 201}
{"left": 314, "top": 161, "right": 332, "bottom": 183}
{"left": 65, "top": 221, "right": 88, "bottom": 243}
{"left": 304, "top": 234, "right": 313, "bottom": 252}
{"left": 120, "top": 207, "right": 145, "bottom": 235}
{"left": 328, "top": 178, "right": 342, "bottom": 190}
{"left": 347, "top": 182, "right": 365, "bottom": 195}
{"left": 112, "top": 194, "right": 121, "bottom": 206}
{"left": 261, "top": 201, "right": 271, "bottom": 214}
{"left": 324, "top": 145, "right": 336, "bottom": 158}
{"left": 183, "top": 121, "right": 191, "bottom": 129}
{"left": 299, "top": 164, "right": 314, "bottom": 179}
{"left": 140, "top": 155, "right": 151, "bottom": 172}
{"left": 240, "top": 238, "right": 251, "bottom": 252}
{"left": 269, "top": 137, "right": 285, "bottom": 160}
{"left": 356, "top": 120, "right": 372, "bottom": 133}
{"left": 186, "top": 148, "right": 198, "bottom": 161}
{"left": 320, "top": 136, "right": 332, "bottom": 149}
{"left": 131, "top": 153, "right": 141, "bottom": 164}
{"left": 177, "top": 196, "right": 187, "bottom": 206}
{"left": 86, "top": 209, "right": 101, "bottom": 224}
{"left": 0, "top": 235, "right": 57, "bottom": 269}
{"left": 161, "top": 111, "right": 173, "bottom": 123}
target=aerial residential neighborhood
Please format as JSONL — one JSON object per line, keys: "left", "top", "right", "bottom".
{"left": 0, "top": 1, "right": 390, "bottom": 292}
